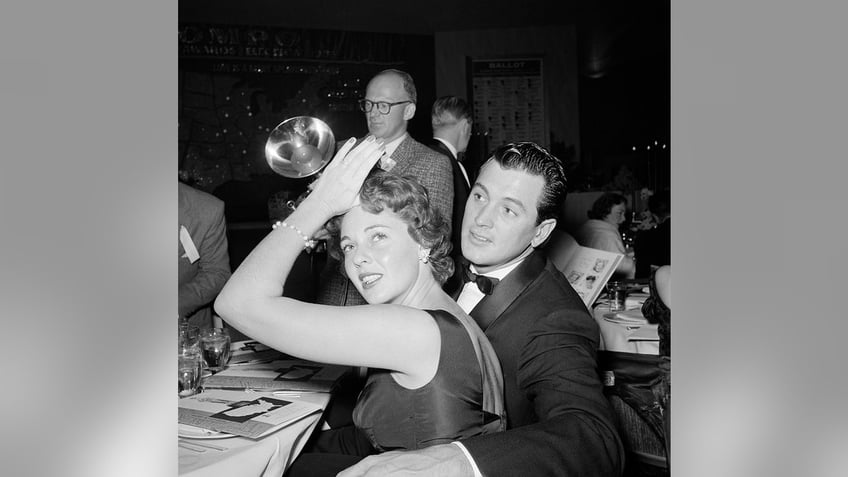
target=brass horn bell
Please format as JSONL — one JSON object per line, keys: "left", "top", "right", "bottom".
{"left": 264, "top": 116, "right": 335, "bottom": 178}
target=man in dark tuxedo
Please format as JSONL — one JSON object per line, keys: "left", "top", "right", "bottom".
{"left": 428, "top": 96, "right": 473, "bottom": 292}
{"left": 339, "top": 142, "right": 624, "bottom": 477}
{"left": 315, "top": 69, "right": 454, "bottom": 307}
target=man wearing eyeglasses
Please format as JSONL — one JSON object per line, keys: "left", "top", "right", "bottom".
{"left": 358, "top": 69, "right": 453, "bottom": 221}
{"left": 315, "top": 69, "right": 454, "bottom": 307}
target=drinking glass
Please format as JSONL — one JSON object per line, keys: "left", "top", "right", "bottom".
{"left": 607, "top": 281, "right": 628, "bottom": 312}
{"left": 200, "top": 327, "right": 232, "bottom": 373}
{"left": 178, "top": 346, "right": 204, "bottom": 397}
{"left": 179, "top": 322, "right": 201, "bottom": 354}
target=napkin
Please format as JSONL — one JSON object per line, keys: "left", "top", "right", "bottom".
{"left": 603, "top": 308, "right": 648, "bottom": 325}
{"left": 628, "top": 323, "right": 659, "bottom": 341}
{"left": 625, "top": 292, "right": 649, "bottom": 308}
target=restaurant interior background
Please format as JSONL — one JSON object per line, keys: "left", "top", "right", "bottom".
{"left": 178, "top": 0, "right": 670, "bottom": 299}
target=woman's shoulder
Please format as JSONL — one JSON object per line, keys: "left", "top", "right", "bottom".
{"left": 654, "top": 265, "right": 671, "bottom": 309}
{"left": 421, "top": 308, "right": 465, "bottom": 325}
{"left": 577, "top": 219, "right": 610, "bottom": 234}
{"left": 421, "top": 309, "right": 484, "bottom": 339}
{"left": 575, "top": 219, "right": 617, "bottom": 245}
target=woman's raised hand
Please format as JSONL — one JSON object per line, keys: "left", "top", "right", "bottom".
{"left": 307, "top": 136, "right": 384, "bottom": 218}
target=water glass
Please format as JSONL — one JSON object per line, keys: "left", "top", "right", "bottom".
{"left": 607, "top": 281, "right": 628, "bottom": 312}
{"left": 178, "top": 347, "right": 204, "bottom": 397}
{"left": 179, "top": 322, "right": 201, "bottom": 353}
{"left": 200, "top": 327, "right": 232, "bottom": 373}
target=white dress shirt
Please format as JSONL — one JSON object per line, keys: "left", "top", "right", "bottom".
{"left": 456, "top": 261, "right": 522, "bottom": 313}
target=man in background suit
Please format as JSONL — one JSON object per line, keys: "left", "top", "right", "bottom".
{"left": 428, "top": 96, "right": 473, "bottom": 293}
{"left": 178, "top": 181, "right": 231, "bottom": 328}
{"left": 316, "top": 69, "right": 454, "bottom": 307}
{"left": 339, "top": 142, "right": 624, "bottom": 477}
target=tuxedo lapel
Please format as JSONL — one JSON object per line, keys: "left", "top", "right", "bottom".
{"left": 470, "top": 251, "right": 547, "bottom": 331}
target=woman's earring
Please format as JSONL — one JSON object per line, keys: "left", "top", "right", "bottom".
{"left": 418, "top": 248, "right": 430, "bottom": 264}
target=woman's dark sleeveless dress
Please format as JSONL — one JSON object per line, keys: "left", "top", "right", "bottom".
{"left": 352, "top": 309, "right": 502, "bottom": 451}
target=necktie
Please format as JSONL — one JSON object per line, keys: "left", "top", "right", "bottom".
{"left": 462, "top": 265, "right": 499, "bottom": 295}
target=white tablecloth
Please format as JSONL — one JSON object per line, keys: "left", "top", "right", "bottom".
{"left": 592, "top": 294, "right": 659, "bottom": 355}
{"left": 179, "top": 392, "right": 330, "bottom": 477}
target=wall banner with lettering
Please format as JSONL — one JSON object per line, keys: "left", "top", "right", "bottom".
{"left": 469, "top": 58, "right": 547, "bottom": 150}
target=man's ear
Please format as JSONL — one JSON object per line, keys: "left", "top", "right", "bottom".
{"left": 530, "top": 218, "right": 557, "bottom": 248}
{"left": 462, "top": 119, "right": 472, "bottom": 136}
{"left": 403, "top": 102, "right": 416, "bottom": 121}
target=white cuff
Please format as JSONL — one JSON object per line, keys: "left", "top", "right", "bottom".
{"left": 452, "top": 441, "right": 484, "bottom": 477}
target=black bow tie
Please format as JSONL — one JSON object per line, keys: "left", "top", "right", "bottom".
{"left": 461, "top": 266, "right": 499, "bottom": 295}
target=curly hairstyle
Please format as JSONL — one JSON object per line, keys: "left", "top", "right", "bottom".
{"left": 326, "top": 170, "right": 454, "bottom": 284}
{"left": 587, "top": 192, "right": 627, "bottom": 220}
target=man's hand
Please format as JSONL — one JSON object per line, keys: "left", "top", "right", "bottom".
{"left": 337, "top": 443, "right": 473, "bottom": 477}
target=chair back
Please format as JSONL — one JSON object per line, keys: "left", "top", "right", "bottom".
{"left": 542, "top": 229, "right": 580, "bottom": 274}
{"left": 598, "top": 351, "right": 670, "bottom": 475}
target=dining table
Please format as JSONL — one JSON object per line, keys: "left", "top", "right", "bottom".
{"left": 179, "top": 341, "right": 346, "bottom": 477}
{"left": 591, "top": 287, "right": 660, "bottom": 355}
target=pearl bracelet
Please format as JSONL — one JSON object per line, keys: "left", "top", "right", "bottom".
{"left": 272, "top": 220, "right": 314, "bottom": 249}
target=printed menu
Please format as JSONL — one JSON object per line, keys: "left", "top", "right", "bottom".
{"left": 179, "top": 389, "right": 322, "bottom": 439}
{"left": 203, "top": 360, "right": 351, "bottom": 393}
{"left": 559, "top": 246, "right": 624, "bottom": 307}
{"left": 228, "top": 340, "right": 287, "bottom": 365}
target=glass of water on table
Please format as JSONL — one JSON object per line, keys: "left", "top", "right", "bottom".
{"left": 606, "top": 281, "right": 629, "bottom": 312}
{"left": 178, "top": 320, "right": 204, "bottom": 397}
{"left": 178, "top": 343, "right": 204, "bottom": 397}
{"left": 200, "top": 327, "right": 232, "bottom": 373}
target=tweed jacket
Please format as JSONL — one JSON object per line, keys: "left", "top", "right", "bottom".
{"left": 385, "top": 134, "right": 454, "bottom": 222}
{"left": 427, "top": 139, "right": 469, "bottom": 264}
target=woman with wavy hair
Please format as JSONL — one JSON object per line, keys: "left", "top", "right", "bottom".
{"left": 215, "top": 137, "right": 504, "bottom": 473}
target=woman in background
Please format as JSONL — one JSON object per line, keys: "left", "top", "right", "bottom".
{"left": 574, "top": 192, "right": 636, "bottom": 278}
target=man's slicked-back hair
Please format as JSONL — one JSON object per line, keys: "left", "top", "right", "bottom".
{"left": 488, "top": 142, "right": 567, "bottom": 224}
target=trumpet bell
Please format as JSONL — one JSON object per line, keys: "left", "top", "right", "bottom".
{"left": 265, "top": 116, "right": 335, "bottom": 178}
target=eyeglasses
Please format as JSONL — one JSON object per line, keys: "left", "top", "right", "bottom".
{"left": 358, "top": 99, "right": 414, "bottom": 115}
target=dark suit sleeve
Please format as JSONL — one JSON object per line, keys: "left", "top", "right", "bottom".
{"left": 178, "top": 201, "right": 231, "bottom": 318}
{"left": 461, "top": 309, "right": 624, "bottom": 476}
